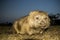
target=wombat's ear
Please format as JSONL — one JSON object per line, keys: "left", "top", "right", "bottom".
{"left": 29, "top": 11, "right": 38, "bottom": 16}
{"left": 29, "top": 11, "right": 34, "bottom": 16}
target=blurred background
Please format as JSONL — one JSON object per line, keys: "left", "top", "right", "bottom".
{"left": 0, "top": 0, "right": 60, "bottom": 25}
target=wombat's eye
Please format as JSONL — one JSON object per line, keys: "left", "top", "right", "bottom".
{"left": 36, "top": 17, "right": 39, "bottom": 20}
{"left": 35, "top": 15, "right": 40, "bottom": 20}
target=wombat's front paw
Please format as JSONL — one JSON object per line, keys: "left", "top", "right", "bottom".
{"left": 40, "top": 31, "right": 43, "bottom": 34}
{"left": 27, "top": 31, "right": 33, "bottom": 35}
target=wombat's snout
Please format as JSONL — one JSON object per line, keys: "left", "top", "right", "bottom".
{"left": 39, "top": 20, "right": 45, "bottom": 25}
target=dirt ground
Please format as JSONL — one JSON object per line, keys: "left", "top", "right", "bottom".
{"left": 0, "top": 25, "right": 60, "bottom": 40}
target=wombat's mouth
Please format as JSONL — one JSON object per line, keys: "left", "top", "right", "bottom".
{"left": 41, "top": 26, "right": 45, "bottom": 29}
{"left": 39, "top": 23, "right": 46, "bottom": 27}
{"left": 40, "top": 25, "right": 48, "bottom": 29}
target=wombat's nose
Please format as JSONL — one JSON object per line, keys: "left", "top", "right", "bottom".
{"left": 40, "top": 20, "right": 45, "bottom": 25}
{"left": 41, "top": 20, "right": 44, "bottom": 23}
{"left": 41, "top": 20, "right": 45, "bottom": 24}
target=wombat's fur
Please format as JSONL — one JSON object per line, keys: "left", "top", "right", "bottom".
{"left": 13, "top": 10, "right": 50, "bottom": 35}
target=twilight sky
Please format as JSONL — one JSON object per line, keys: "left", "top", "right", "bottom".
{"left": 0, "top": 0, "right": 60, "bottom": 23}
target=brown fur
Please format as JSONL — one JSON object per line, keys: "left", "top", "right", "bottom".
{"left": 13, "top": 10, "right": 50, "bottom": 35}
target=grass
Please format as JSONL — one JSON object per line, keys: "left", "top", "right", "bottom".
{"left": 0, "top": 25, "right": 60, "bottom": 40}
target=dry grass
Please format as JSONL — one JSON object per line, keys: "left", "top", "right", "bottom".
{"left": 0, "top": 25, "right": 60, "bottom": 40}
